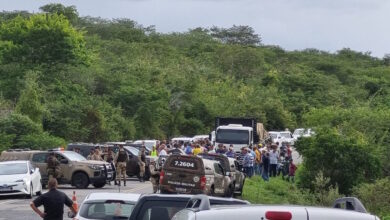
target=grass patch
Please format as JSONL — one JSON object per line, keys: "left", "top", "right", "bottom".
{"left": 242, "top": 176, "right": 315, "bottom": 205}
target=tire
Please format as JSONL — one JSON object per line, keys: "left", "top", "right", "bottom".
{"left": 93, "top": 182, "right": 106, "bottom": 188}
{"left": 72, "top": 172, "right": 89, "bottom": 189}
{"left": 237, "top": 179, "right": 245, "bottom": 196}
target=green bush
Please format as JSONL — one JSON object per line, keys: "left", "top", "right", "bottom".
{"left": 353, "top": 178, "right": 390, "bottom": 219}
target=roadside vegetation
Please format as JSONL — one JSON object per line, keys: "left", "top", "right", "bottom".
{"left": 0, "top": 3, "right": 390, "bottom": 217}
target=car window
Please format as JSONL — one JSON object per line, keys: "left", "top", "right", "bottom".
{"left": 214, "top": 163, "right": 223, "bottom": 175}
{"left": 137, "top": 201, "right": 186, "bottom": 220}
{"left": 32, "top": 153, "right": 48, "bottom": 163}
{"left": 0, "top": 163, "right": 28, "bottom": 175}
{"left": 79, "top": 201, "right": 135, "bottom": 220}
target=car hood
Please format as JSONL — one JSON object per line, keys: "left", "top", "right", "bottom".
{"left": 77, "top": 160, "right": 109, "bottom": 165}
{"left": 0, "top": 174, "right": 28, "bottom": 184}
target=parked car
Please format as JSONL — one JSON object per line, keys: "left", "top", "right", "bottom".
{"left": 160, "top": 155, "right": 231, "bottom": 197}
{"left": 132, "top": 140, "right": 158, "bottom": 150}
{"left": 124, "top": 146, "right": 151, "bottom": 181}
{"left": 172, "top": 195, "right": 380, "bottom": 220}
{"left": 129, "top": 194, "right": 249, "bottom": 220}
{"left": 197, "top": 153, "right": 245, "bottom": 197}
{"left": 0, "top": 160, "right": 42, "bottom": 198}
{"left": 293, "top": 128, "right": 315, "bottom": 140}
{"left": 71, "top": 192, "right": 140, "bottom": 220}
{"left": 0, "top": 150, "right": 113, "bottom": 189}
{"left": 269, "top": 131, "right": 295, "bottom": 146}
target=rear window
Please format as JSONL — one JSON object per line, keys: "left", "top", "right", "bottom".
{"left": 198, "top": 154, "right": 230, "bottom": 171}
{"left": 165, "top": 156, "right": 202, "bottom": 171}
{"left": 79, "top": 201, "right": 135, "bottom": 220}
{"left": 136, "top": 201, "right": 186, "bottom": 220}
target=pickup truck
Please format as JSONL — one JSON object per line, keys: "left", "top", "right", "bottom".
{"left": 128, "top": 194, "right": 249, "bottom": 220}
{"left": 172, "top": 196, "right": 380, "bottom": 220}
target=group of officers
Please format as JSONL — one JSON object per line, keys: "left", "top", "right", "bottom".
{"left": 47, "top": 144, "right": 156, "bottom": 188}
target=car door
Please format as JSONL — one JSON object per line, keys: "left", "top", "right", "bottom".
{"left": 28, "top": 161, "right": 40, "bottom": 192}
{"left": 55, "top": 153, "right": 71, "bottom": 180}
{"left": 31, "top": 152, "right": 49, "bottom": 178}
{"left": 213, "top": 163, "right": 226, "bottom": 195}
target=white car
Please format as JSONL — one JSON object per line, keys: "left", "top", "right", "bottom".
{"left": 172, "top": 195, "right": 380, "bottom": 220}
{"left": 0, "top": 160, "right": 42, "bottom": 198}
{"left": 293, "top": 128, "right": 315, "bottom": 140}
{"left": 73, "top": 192, "right": 140, "bottom": 220}
{"left": 132, "top": 140, "right": 158, "bottom": 149}
{"left": 192, "top": 135, "right": 209, "bottom": 142}
{"left": 269, "top": 131, "right": 295, "bottom": 146}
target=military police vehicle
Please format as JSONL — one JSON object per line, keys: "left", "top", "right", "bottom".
{"left": 0, "top": 150, "right": 113, "bottom": 189}
{"left": 197, "top": 153, "right": 245, "bottom": 196}
{"left": 160, "top": 155, "right": 231, "bottom": 197}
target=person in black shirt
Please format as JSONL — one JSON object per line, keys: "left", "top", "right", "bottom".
{"left": 30, "top": 178, "right": 76, "bottom": 220}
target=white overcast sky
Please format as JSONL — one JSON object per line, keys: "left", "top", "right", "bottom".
{"left": 1, "top": 0, "right": 389, "bottom": 57}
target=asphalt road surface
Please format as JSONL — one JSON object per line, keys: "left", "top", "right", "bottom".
{"left": 0, "top": 177, "right": 153, "bottom": 220}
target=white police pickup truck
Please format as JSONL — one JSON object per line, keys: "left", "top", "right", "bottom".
{"left": 172, "top": 196, "right": 380, "bottom": 220}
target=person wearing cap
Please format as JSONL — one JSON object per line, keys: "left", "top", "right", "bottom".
{"left": 149, "top": 157, "right": 160, "bottom": 193}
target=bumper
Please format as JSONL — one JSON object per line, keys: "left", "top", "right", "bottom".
{"left": 160, "top": 185, "right": 207, "bottom": 195}
{"left": 0, "top": 183, "right": 29, "bottom": 196}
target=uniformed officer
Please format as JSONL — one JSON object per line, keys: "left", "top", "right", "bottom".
{"left": 91, "top": 147, "right": 103, "bottom": 161}
{"left": 138, "top": 145, "right": 146, "bottom": 182}
{"left": 104, "top": 146, "right": 117, "bottom": 185}
{"left": 149, "top": 157, "right": 160, "bottom": 193}
{"left": 114, "top": 145, "right": 129, "bottom": 186}
{"left": 47, "top": 152, "right": 61, "bottom": 179}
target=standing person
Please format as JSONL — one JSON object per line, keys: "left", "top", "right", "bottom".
{"left": 261, "top": 151, "right": 270, "bottom": 181}
{"left": 286, "top": 144, "right": 292, "bottom": 160}
{"left": 159, "top": 145, "right": 168, "bottom": 156}
{"left": 253, "top": 146, "right": 262, "bottom": 175}
{"left": 104, "top": 146, "right": 117, "bottom": 185}
{"left": 47, "top": 152, "right": 61, "bottom": 180}
{"left": 30, "top": 178, "right": 76, "bottom": 220}
{"left": 185, "top": 142, "right": 193, "bottom": 155}
{"left": 208, "top": 145, "right": 216, "bottom": 154}
{"left": 149, "top": 158, "right": 160, "bottom": 193}
{"left": 114, "top": 145, "right": 129, "bottom": 186}
{"left": 87, "top": 149, "right": 94, "bottom": 160}
{"left": 288, "top": 159, "right": 297, "bottom": 183}
{"left": 91, "top": 148, "right": 104, "bottom": 161}
{"left": 193, "top": 144, "right": 202, "bottom": 155}
{"left": 242, "top": 148, "right": 252, "bottom": 177}
{"left": 226, "top": 146, "right": 235, "bottom": 158}
{"left": 138, "top": 145, "right": 146, "bottom": 182}
{"left": 151, "top": 145, "right": 158, "bottom": 156}
{"left": 269, "top": 144, "right": 279, "bottom": 177}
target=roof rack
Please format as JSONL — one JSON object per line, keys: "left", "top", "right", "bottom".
{"left": 333, "top": 197, "right": 367, "bottom": 213}
{"left": 185, "top": 195, "right": 211, "bottom": 211}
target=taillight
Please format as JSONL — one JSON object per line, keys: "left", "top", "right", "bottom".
{"left": 200, "top": 176, "right": 206, "bottom": 190}
{"left": 265, "top": 211, "right": 292, "bottom": 220}
{"left": 159, "top": 170, "right": 165, "bottom": 184}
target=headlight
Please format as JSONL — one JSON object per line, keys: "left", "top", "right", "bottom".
{"left": 88, "top": 165, "right": 105, "bottom": 170}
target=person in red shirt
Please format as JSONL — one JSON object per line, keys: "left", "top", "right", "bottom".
{"left": 288, "top": 159, "right": 297, "bottom": 183}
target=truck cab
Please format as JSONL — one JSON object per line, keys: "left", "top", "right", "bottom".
{"left": 215, "top": 124, "right": 253, "bottom": 152}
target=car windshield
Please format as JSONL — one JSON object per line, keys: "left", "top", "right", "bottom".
{"left": 0, "top": 163, "right": 27, "bottom": 175}
{"left": 216, "top": 129, "right": 249, "bottom": 144}
{"left": 280, "top": 133, "right": 291, "bottom": 138}
{"left": 79, "top": 201, "right": 135, "bottom": 220}
{"left": 269, "top": 133, "right": 278, "bottom": 139}
{"left": 62, "top": 151, "right": 87, "bottom": 161}
{"left": 124, "top": 146, "right": 139, "bottom": 155}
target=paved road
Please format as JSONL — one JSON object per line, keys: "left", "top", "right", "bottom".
{"left": 0, "top": 178, "right": 153, "bottom": 220}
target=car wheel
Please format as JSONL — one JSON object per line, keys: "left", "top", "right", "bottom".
{"left": 237, "top": 179, "right": 245, "bottom": 196}
{"left": 73, "top": 172, "right": 89, "bottom": 189}
{"left": 93, "top": 182, "right": 106, "bottom": 188}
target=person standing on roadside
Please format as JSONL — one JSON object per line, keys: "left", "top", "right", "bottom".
{"left": 114, "top": 145, "right": 129, "bottom": 186}
{"left": 91, "top": 147, "right": 103, "bottom": 161}
{"left": 226, "top": 146, "right": 235, "bottom": 158}
{"left": 253, "top": 146, "right": 262, "bottom": 175}
{"left": 104, "top": 146, "right": 117, "bottom": 185}
{"left": 87, "top": 149, "right": 94, "bottom": 160}
{"left": 193, "top": 144, "right": 202, "bottom": 155}
{"left": 269, "top": 144, "right": 279, "bottom": 177}
{"left": 288, "top": 159, "right": 297, "bottom": 183}
{"left": 30, "top": 178, "right": 76, "bottom": 220}
{"left": 149, "top": 158, "right": 160, "bottom": 193}
{"left": 47, "top": 152, "right": 61, "bottom": 180}
{"left": 138, "top": 145, "right": 146, "bottom": 182}
{"left": 261, "top": 150, "right": 270, "bottom": 181}
{"left": 242, "top": 148, "right": 252, "bottom": 177}
{"left": 151, "top": 145, "right": 158, "bottom": 156}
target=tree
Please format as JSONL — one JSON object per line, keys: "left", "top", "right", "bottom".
{"left": 39, "top": 3, "right": 79, "bottom": 24}
{"left": 0, "top": 14, "right": 88, "bottom": 65}
{"left": 209, "top": 25, "right": 261, "bottom": 46}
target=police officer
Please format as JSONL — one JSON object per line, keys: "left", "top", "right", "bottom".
{"left": 149, "top": 158, "right": 160, "bottom": 193}
{"left": 47, "top": 152, "right": 61, "bottom": 179}
{"left": 138, "top": 145, "right": 146, "bottom": 182}
{"left": 91, "top": 147, "right": 103, "bottom": 161}
{"left": 114, "top": 145, "right": 129, "bottom": 186}
{"left": 104, "top": 146, "right": 117, "bottom": 185}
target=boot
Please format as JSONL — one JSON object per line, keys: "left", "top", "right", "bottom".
{"left": 118, "top": 181, "right": 121, "bottom": 186}
{"left": 124, "top": 181, "right": 126, "bottom": 186}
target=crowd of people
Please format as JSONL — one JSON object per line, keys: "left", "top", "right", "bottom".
{"left": 150, "top": 139, "right": 298, "bottom": 182}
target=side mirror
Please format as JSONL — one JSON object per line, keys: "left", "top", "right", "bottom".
{"left": 67, "top": 210, "right": 76, "bottom": 218}
{"left": 60, "top": 159, "right": 68, "bottom": 164}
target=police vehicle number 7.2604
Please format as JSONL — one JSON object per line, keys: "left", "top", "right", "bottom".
{"left": 174, "top": 160, "right": 195, "bottom": 168}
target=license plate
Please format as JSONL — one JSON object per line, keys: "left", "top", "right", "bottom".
{"left": 0, "top": 187, "right": 12, "bottom": 192}
{"left": 175, "top": 187, "right": 187, "bottom": 193}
